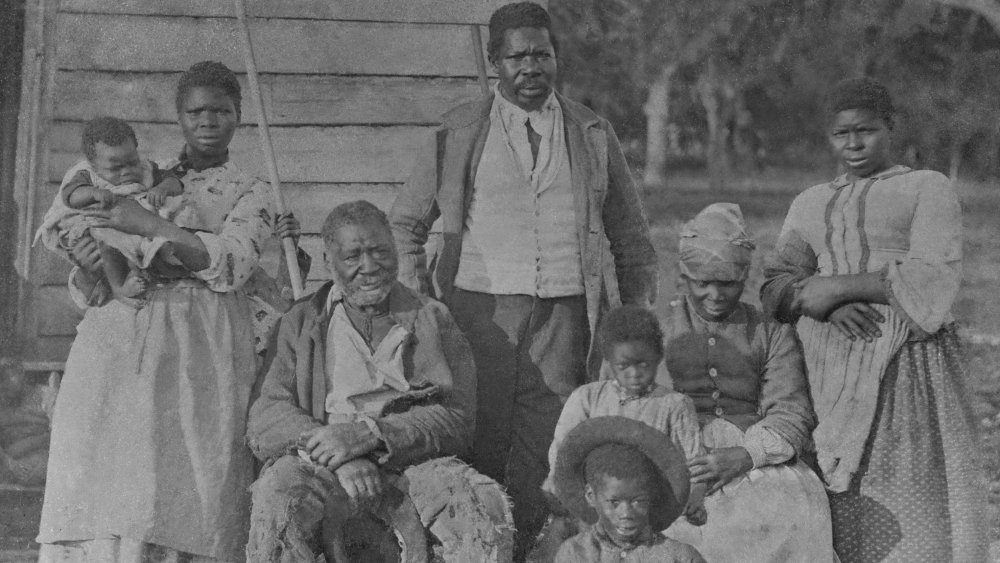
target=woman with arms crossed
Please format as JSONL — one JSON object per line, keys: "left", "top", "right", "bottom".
{"left": 761, "top": 77, "right": 987, "bottom": 561}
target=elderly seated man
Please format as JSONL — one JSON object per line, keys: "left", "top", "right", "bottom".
{"left": 246, "top": 200, "right": 512, "bottom": 562}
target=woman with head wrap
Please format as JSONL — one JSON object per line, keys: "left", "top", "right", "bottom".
{"left": 662, "top": 203, "right": 836, "bottom": 562}
{"left": 761, "top": 77, "right": 987, "bottom": 561}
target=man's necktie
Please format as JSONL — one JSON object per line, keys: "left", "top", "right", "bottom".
{"left": 526, "top": 118, "right": 542, "bottom": 168}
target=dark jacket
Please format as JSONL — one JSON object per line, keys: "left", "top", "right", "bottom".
{"left": 246, "top": 282, "right": 477, "bottom": 471}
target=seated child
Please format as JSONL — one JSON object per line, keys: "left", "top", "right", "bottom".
{"left": 544, "top": 304, "right": 707, "bottom": 525}
{"left": 35, "top": 116, "right": 193, "bottom": 302}
{"left": 551, "top": 416, "right": 706, "bottom": 562}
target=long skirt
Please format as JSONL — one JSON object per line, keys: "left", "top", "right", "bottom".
{"left": 665, "top": 418, "right": 837, "bottom": 562}
{"left": 828, "top": 327, "right": 989, "bottom": 562}
{"left": 36, "top": 283, "right": 257, "bottom": 562}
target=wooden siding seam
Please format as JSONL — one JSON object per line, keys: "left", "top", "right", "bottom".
{"left": 56, "top": 7, "right": 491, "bottom": 28}
{"left": 50, "top": 118, "right": 445, "bottom": 128}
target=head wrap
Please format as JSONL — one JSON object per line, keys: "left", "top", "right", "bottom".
{"left": 825, "top": 76, "right": 895, "bottom": 129}
{"left": 678, "top": 202, "right": 755, "bottom": 282}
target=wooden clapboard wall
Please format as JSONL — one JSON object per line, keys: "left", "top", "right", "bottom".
{"left": 16, "top": 0, "right": 545, "bottom": 361}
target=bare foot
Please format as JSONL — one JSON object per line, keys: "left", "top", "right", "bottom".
{"left": 115, "top": 272, "right": 147, "bottom": 299}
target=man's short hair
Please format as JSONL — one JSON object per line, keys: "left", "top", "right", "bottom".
{"left": 487, "top": 1, "right": 558, "bottom": 61}
{"left": 81, "top": 117, "right": 138, "bottom": 162}
{"left": 321, "top": 200, "right": 391, "bottom": 247}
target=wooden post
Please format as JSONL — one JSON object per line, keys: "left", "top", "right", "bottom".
{"left": 14, "top": 0, "right": 61, "bottom": 350}
{"left": 233, "top": 0, "right": 304, "bottom": 299}
{"left": 470, "top": 25, "right": 490, "bottom": 96}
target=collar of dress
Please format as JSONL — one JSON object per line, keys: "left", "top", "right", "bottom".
{"left": 175, "top": 145, "right": 230, "bottom": 173}
{"left": 593, "top": 521, "right": 658, "bottom": 551}
{"left": 828, "top": 164, "right": 912, "bottom": 190}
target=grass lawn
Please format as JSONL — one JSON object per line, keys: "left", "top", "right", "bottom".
{"left": 643, "top": 169, "right": 1000, "bottom": 541}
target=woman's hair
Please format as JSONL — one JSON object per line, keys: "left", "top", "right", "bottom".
{"left": 825, "top": 76, "right": 895, "bottom": 129}
{"left": 584, "top": 443, "right": 661, "bottom": 493}
{"left": 80, "top": 117, "right": 138, "bottom": 161}
{"left": 487, "top": 1, "right": 558, "bottom": 61}
{"left": 598, "top": 305, "right": 664, "bottom": 358}
{"left": 175, "top": 61, "right": 242, "bottom": 118}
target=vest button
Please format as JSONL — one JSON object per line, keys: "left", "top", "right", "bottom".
{"left": 711, "top": 390, "right": 721, "bottom": 400}
{"left": 714, "top": 407, "right": 725, "bottom": 416}
{"left": 708, "top": 367, "right": 718, "bottom": 377}
{"left": 708, "top": 337, "right": 716, "bottom": 346}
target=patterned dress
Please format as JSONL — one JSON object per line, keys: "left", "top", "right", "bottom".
{"left": 660, "top": 297, "right": 836, "bottom": 562}
{"left": 761, "top": 165, "right": 988, "bottom": 561}
{"left": 36, "top": 155, "right": 276, "bottom": 562}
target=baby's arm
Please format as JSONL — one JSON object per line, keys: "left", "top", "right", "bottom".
{"left": 146, "top": 167, "right": 184, "bottom": 208}
{"left": 63, "top": 170, "right": 120, "bottom": 209}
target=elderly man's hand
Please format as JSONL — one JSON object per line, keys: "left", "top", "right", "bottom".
{"left": 302, "top": 422, "right": 380, "bottom": 470}
{"left": 334, "top": 458, "right": 384, "bottom": 507}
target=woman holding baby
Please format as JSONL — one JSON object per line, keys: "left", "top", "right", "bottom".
{"left": 36, "top": 61, "right": 295, "bottom": 562}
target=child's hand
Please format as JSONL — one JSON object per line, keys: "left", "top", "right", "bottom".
{"left": 94, "top": 189, "right": 123, "bottom": 209}
{"left": 147, "top": 178, "right": 182, "bottom": 209}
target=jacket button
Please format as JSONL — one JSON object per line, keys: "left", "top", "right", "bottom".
{"left": 714, "top": 407, "right": 725, "bottom": 416}
{"left": 708, "top": 367, "right": 718, "bottom": 377}
{"left": 708, "top": 337, "right": 716, "bottom": 346}
{"left": 711, "top": 390, "right": 721, "bottom": 400}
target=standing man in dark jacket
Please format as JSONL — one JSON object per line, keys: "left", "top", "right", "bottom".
{"left": 389, "top": 2, "right": 657, "bottom": 557}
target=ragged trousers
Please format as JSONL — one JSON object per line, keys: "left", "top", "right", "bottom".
{"left": 247, "top": 455, "right": 514, "bottom": 562}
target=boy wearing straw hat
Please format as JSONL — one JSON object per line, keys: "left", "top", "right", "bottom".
{"left": 551, "top": 416, "right": 706, "bottom": 562}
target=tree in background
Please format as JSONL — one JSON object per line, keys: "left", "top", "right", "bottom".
{"left": 550, "top": 0, "right": 1000, "bottom": 188}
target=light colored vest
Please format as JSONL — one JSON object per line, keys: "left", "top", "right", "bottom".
{"left": 454, "top": 102, "right": 584, "bottom": 297}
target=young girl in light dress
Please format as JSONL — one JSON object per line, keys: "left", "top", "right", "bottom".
{"left": 544, "top": 305, "right": 707, "bottom": 527}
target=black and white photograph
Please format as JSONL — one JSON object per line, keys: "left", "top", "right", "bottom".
{"left": 0, "top": 1, "right": 998, "bottom": 561}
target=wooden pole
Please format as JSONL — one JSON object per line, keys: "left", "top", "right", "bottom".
{"left": 469, "top": 25, "right": 490, "bottom": 96}
{"left": 233, "top": 0, "right": 303, "bottom": 299}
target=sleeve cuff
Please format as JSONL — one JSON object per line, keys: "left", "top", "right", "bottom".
{"left": 881, "top": 264, "right": 930, "bottom": 338}
{"left": 191, "top": 231, "right": 225, "bottom": 281}
{"left": 742, "top": 440, "right": 768, "bottom": 470}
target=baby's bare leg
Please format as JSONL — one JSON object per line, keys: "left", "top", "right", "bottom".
{"left": 101, "top": 246, "right": 145, "bottom": 298}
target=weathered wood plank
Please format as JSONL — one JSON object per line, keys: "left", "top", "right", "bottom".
{"left": 59, "top": 0, "right": 527, "bottom": 25}
{"left": 282, "top": 183, "right": 401, "bottom": 233}
{"left": 28, "top": 336, "right": 75, "bottom": 362}
{"left": 33, "top": 286, "right": 83, "bottom": 336}
{"left": 56, "top": 13, "right": 489, "bottom": 77}
{"left": 53, "top": 71, "right": 487, "bottom": 125}
{"left": 31, "top": 246, "right": 72, "bottom": 287}
{"left": 46, "top": 121, "right": 432, "bottom": 184}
